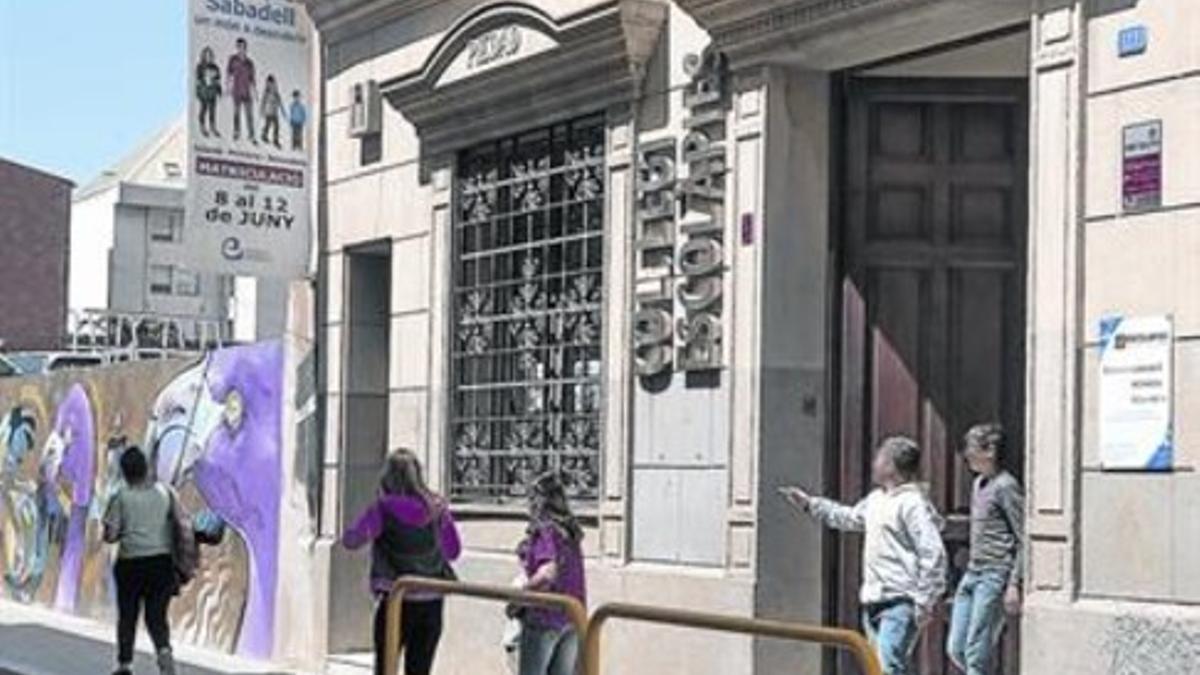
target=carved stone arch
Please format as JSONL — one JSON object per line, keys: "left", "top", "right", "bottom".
{"left": 381, "top": 0, "right": 667, "bottom": 156}
{"left": 408, "top": 2, "right": 563, "bottom": 88}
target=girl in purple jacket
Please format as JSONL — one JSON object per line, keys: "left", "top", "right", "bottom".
{"left": 517, "top": 472, "right": 587, "bottom": 675}
{"left": 343, "top": 449, "right": 461, "bottom": 675}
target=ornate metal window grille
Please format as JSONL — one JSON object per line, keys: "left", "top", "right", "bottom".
{"left": 450, "top": 115, "right": 606, "bottom": 503}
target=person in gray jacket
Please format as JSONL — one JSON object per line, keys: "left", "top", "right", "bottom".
{"left": 782, "top": 436, "right": 948, "bottom": 675}
{"left": 102, "top": 446, "right": 177, "bottom": 675}
{"left": 946, "top": 423, "right": 1024, "bottom": 675}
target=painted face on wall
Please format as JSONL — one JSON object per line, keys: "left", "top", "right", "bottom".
{"left": 44, "top": 385, "right": 96, "bottom": 612}
{"left": 0, "top": 405, "right": 55, "bottom": 603}
{"left": 1, "top": 408, "right": 37, "bottom": 475}
{"left": 146, "top": 343, "right": 283, "bottom": 659}
{"left": 42, "top": 385, "right": 96, "bottom": 507}
{"left": 148, "top": 364, "right": 226, "bottom": 486}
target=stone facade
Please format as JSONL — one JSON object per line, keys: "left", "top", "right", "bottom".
{"left": 307, "top": 1, "right": 1200, "bottom": 673}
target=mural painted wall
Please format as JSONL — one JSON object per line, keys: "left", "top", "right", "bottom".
{"left": 0, "top": 340, "right": 314, "bottom": 660}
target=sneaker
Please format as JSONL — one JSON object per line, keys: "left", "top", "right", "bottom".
{"left": 112, "top": 666, "right": 132, "bottom": 675}
{"left": 157, "top": 647, "right": 177, "bottom": 675}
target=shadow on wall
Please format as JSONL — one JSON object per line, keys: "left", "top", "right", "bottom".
{"left": 0, "top": 341, "right": 313, "bottom": 660}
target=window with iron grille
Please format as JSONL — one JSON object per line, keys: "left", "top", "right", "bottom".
{"left": 450, "top": 114, "right": 606, "bottom": 503}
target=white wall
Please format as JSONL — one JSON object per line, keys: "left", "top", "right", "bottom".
{"left": 68, "top": 187, "right": 117, "bottom": 324}
{"left": 1024, "top": 1, "right": 1200, "bottom": 673}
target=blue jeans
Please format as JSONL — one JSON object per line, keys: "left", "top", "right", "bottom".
{"left": 947, "top": 569, "right": 1008, "bottom": 675}
{"left": 519, "top": 623, "right": 579, "bottom": 675}
{"left": 863, "top": 600, "right": 920, "bottom": 675}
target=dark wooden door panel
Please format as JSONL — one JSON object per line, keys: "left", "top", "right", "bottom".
{"left": 837, "top": 78, "right": 1027, "bottom": 675}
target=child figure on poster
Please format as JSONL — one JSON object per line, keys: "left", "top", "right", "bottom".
{"left": 260, "top": 75, "right": 283, "bottom": 149}
{"left": 289, "top": 90, "right": 308, "bottom": 152}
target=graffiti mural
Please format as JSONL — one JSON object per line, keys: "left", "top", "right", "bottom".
{"left": 0, "top": 341, "right": 301, "bottom": 659}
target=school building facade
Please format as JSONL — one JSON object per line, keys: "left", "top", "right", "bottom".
{"left": 302, "top": 1, "right": 1200, "bottom": 673}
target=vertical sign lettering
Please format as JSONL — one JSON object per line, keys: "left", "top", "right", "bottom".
{"left": 633, "top": 139, "right": 677, "bottom": 377}
{"left": 676, "top": 50, "right": 727, "bottom": 372}
{"left": 632, "top": 49, "right": 728, "bottom": 380}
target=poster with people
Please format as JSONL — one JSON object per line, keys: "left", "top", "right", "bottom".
{"left": 186, "top": 0, "right": 312, "bottom": 279}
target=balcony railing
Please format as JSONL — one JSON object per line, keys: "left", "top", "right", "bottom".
{"left": 66, "top": 308, "right": 229, "bottom": 358}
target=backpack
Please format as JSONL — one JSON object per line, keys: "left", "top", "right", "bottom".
{"left": 163, "top": 485, "right": 199, "bottom": 594}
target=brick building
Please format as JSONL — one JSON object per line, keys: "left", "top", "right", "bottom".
{"left": 0, "top": 158, "right": 72, "bottom": 350}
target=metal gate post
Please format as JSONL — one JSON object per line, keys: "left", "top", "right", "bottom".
{"left": 383, "top": 577, "right": 590, "bottom": 675}
{"left": 581, "top": 602, "right": 882, "bottom": 675}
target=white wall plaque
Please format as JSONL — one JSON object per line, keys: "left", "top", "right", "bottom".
{"left": 436, "top": 25, "right": 559, "bottom": 88}
{"left": 1099, "top": 314, "right": 1174, "bottom": 471}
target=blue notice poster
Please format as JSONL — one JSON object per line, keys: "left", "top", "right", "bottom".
{"left": 1099, "top": 315, "right": 1174, "bottom": 471}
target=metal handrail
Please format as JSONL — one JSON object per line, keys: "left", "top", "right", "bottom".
{"left": 582, "top": 602, "right": 883, "bottom": 675}
{"left": 384, "top": 576, "right": 589, "bottom": 675}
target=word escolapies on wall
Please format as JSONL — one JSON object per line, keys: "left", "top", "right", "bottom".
{"left": 634, "top": 49, "right": 729, "bottom": 381}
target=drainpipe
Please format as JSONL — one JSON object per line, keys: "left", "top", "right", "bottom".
{"left": 313, "top": 27, "right": 330, "bottom": 540}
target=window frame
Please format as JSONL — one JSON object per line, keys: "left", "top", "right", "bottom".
{"left": 149, "top": 211, "right": 182, "bottom": 243}
{"left": 446, "top": 113, "right": 609, "bottom": 506}
{"left": 148, "top": 264, "right": 174, "bottom": 295}
{"left": 172, "top": 268, "right": 201, "bottom": 297}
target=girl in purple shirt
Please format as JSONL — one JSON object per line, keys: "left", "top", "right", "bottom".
{"left": 342, "top": 450, "right": 461, "bottom": 675}
{"left": 517, "top": 472, "right": 586, "bottom": 675}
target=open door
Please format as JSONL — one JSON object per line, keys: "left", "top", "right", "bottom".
{"left": 837, "top": 78, "right": 1028, "bottom": 675}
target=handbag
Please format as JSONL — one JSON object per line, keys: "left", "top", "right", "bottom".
{"left": 193, "top": 509, "right": 227, "bottom": 547}
{"left": 164, "top": 485, "right": 199, "bottom": 593}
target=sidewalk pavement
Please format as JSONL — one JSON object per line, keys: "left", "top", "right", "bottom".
{"left": 0, "top": 600, "right": 302, "bottom": 675}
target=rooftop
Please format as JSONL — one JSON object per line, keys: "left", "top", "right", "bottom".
{"left": 73, "top": 116, "right": 186, "bottom": 201}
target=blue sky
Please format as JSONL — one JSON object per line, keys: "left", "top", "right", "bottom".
{"left": 0, "top": 0, "right": 186, "bottom": 184}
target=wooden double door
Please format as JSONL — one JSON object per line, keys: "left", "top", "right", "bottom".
{"left": 836, "top": 78, "right": 1028, "bottom": 675}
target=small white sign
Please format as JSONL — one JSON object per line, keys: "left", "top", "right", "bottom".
{"left": 1099, "top": 315, "right": 1174, "bottom": 471}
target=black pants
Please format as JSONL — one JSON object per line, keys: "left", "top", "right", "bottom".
{"left": 291, "top": 123, "right": 303, "bottom": 151}
{"left": 262, "top": 114, "right": 280, "bottom": 146}
{"left": 373, "top": 596, "right": 444, "bottom": 675}
{"left": 199, "top": 98, "right": 217, "bottom": 132}
{"left": 114, "top": 555, "right": 175, "bottom": 665}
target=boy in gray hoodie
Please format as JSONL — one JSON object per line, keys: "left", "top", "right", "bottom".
{"left": 783, "top": 436, "right": 948, "bottom": 675}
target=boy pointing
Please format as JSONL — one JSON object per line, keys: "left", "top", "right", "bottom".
{"left": 782, "top": 436, "right": 948, "bottom": 675}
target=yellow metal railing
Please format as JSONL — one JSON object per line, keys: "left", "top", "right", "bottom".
{"left": 384, "top": 576, "right": 589, "bottom": 675}
{"left": 581, "top": 602, "right": 883, "bottom": 675}
{"left": 382, "top": 578, "right": 882, "bottom": 675}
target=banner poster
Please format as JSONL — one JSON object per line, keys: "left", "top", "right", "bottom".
{"left": 1099, "top": 314, "right": 1174, "bottom": 471}
{"left": 187, "top": 0, "right": 313, "bottom": 278}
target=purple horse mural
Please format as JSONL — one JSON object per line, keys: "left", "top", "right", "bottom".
{"left": 41, "top": 384, "right": 96, "bottom": 612}
{"left": 148, "top": 342, "right": 283, "bottom": 659}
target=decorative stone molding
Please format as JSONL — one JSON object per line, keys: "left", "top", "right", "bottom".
{"left": 381, "top": 1, "right": 667, "bottom": 156}
{"left": 675, "top": 0, "right": 947, "bottom": 63}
